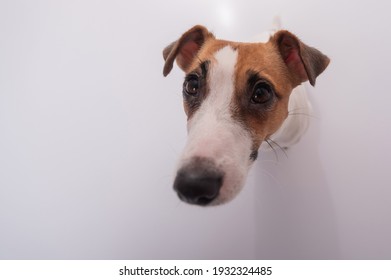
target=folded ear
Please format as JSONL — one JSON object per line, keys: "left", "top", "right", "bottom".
{"left": 163, "top": 25, "right": 214, "bottom": 76}
{"left": 272, "top": 30, "right": 330, "bottom": 86}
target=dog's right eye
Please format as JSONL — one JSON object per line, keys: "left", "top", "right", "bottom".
{"left": 184, "top": 76, "right": 199, "bottom": 96}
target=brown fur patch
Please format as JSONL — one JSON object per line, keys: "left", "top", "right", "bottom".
{"left": 231, "top": 42, "right": 295, "bottom": 150}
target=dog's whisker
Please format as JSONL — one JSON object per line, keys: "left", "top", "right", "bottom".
{"left": 265, "top": 139, "right": 279, "bottom": 162}
{"left": 271, "top": 139, "right": 288, "bottom": 159}
{"left": 266, "top": 138, "right": 288, "bottom": 159}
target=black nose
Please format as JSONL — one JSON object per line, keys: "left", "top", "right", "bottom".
{"left": 173, "top": 157, "right": 224, "bottom": 205}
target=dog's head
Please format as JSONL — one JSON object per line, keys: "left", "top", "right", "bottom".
{"left": 163, "top": 25, "right": 329, "bottom": 206}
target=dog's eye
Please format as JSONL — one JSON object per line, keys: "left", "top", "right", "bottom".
{"left": 251, "top": 82, "right": 274, "bottom": 104}
{"left": 184, "top": 76, "right": 199, "bottom": 96}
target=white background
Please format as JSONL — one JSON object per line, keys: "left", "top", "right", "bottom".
{"left": 0, "top": 0, "right": 390, "bottom": 259}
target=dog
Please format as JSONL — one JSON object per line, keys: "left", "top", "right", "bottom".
{"left": 163, "top": 25, "right": 329, "bottom": 206}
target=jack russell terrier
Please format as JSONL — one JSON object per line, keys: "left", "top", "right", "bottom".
{"left": 163, "top": 25, "right": 329, "bottom": 206}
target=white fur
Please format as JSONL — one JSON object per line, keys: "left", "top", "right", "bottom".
{"left": 264, "top": 84, "right": 312, "bottom": 149}
{"left": 178, "top": 46, "right": 253, "bottom": 205}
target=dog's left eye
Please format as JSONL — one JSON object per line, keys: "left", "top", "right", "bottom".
{"left": 251, "top": 82, "right": 274, "bottom": 104}
{"left": 184, "top": 76, "right": 199, "bottom": 96}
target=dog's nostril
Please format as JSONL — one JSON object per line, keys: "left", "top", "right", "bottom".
{"left": 173, "top": 159, "right": 223, "bottom": 206}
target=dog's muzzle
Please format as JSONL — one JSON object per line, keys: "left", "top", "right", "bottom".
{"left": 173, "top": 157, "right": 224, "bottom": 205}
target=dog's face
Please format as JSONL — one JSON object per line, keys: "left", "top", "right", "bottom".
{"left": 163, "top": 25, "right": 329, "bottom": 206}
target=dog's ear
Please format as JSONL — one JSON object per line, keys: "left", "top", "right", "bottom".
{"left": 272, "top": 30, "right": 330, "bottom": 86}
{"left": 163, "top": 25, "right": 214, "bottom": 76}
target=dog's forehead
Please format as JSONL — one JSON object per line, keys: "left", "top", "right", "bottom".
{"left": 191, "top": 39, "right": 293, "bottom": 94}
{"left": 194, "top": 39, "right": 237, "bottom": 63}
